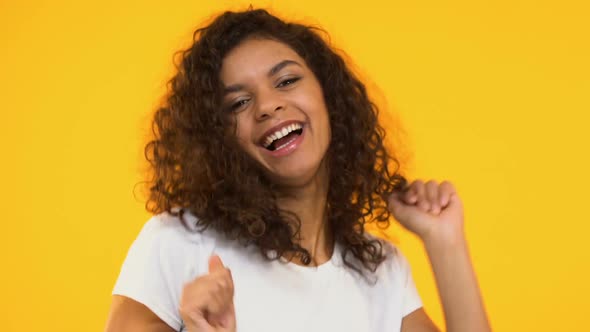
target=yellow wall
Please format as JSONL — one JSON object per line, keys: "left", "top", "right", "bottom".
{"left": 1, "top": 0, "right": 588, "bottom": 330}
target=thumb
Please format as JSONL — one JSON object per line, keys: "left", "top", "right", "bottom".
{"left": 388, "top": 192, "right": 412, "bottom": 219}
{"left": 208, "top": 254, "right": 226, "bottom": 273}
{"left": 206, "top": 255, "right": 236, "bottom": 329}
{"left": 208, "top": 255, "right": 234, "bottom": 288}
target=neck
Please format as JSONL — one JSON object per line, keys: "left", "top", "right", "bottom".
{"left": 276, "top": 164, "right": 333, "bottom": 266}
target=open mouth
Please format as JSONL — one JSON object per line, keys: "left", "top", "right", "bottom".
{"left": 265, "top": 127, "right": 303, "bottom": 151}
{"left": 260, "top": 122, "right": 304, "bottom": 152}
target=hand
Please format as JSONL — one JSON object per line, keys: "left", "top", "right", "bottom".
{"left": 388, "top": 180, "right": 465, "bottom": 246}
{"left": 179, "top": 255, "right": 236, "bottom": 332}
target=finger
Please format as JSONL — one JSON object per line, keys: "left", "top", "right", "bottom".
{"left": 207, "top": 286, "right": 233, "bottom": 313}
{"left": 212, "top": 304, "right": 235, "bottom": 329}
{"left": 206, "top": 277, "right": 235, "bottom": 324}
{"left": 438, "top": 181, "right": 454, "bottom": 207}
{"left": 388, "top": 192, "right": 408, "bottom": 218}
{"left": 413, "top": 180, "right": 430, "bottom": 212}
{"left": 389, "top": 190, "right": 411, "bottom": 207}
{"left": 209, "top": 257, "right": 235, "bottom": 300}
{"left": 209, "top": 303, "right": 235, "bottom": 329}
{"left": 179, "top": 271, "right": 235, "bottom": 330}
{"left": 207, "top": 255, "right": 234, "bottom": 298}
{"left": 401, "top": 182, "right": 418, "bottom": 204}
{"left": 208, "top": 255, "right": 225, "bottom": 273}
{"left": 425, "top": 180, "right": 440, "bottom": 214}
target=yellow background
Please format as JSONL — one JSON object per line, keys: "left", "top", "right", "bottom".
{"left": 1, "top": 0, "right": 589, "bottom": 330}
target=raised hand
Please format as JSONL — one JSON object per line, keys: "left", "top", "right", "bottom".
{"left": 390, "top": 180, "right": 492, "bottom": 331}
{"left": 179, "top": 255, "right": 236, "bottom": 332}
{"left": 388, "top": 180, "right": 465, "bottom": 246}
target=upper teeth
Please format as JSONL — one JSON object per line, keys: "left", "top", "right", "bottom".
{"left": 262, "top": 123, "right": 303, "bottom": 148}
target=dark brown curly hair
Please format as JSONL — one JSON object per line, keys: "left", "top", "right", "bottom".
{"left": 144, "top": 8, "right": 408, "bottom": 274}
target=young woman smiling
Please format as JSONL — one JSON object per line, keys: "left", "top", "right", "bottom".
{"left": 105, "top": 9, "right": 491, "bottom": 332}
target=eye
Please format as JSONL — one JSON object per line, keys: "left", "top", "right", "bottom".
{"left": 276, "top": 77, "right": 300, "bottom": 88}
{"left": 228, "top": 98, "right": 250, "bottom": 112}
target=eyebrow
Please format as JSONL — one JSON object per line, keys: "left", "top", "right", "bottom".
{"left": 269, "top": 59, "right": 301, "bottom": 76}
{"left": 223, "top": 59, "right": 302, "bottom": 95}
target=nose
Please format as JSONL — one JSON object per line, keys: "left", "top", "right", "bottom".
{"left": 254, "top": 88, "right": 284, "bottom": 121}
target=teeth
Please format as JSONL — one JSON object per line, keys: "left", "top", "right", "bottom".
{"left": 262, "top": 123, "right": 302, "bottom": 148}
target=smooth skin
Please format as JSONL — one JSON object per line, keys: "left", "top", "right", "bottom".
{"left": 105, "top": 38, "right": 490, "bottom": 332}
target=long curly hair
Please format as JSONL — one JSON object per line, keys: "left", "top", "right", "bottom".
{"left": 144, "top": 8, "right": 408, "bottom": 274}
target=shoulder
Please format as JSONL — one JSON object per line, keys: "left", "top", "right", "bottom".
{"left": 135, "top": 209, "right": 220, "bottom": 252}
{"left": 112, "top": 209, "right": 225, "bottom": 330}
{"left": 118, "top": 209, "right": 225, "bottom": 283}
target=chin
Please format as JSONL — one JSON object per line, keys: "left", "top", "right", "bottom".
{"left": 267, "top": 160, "right": 327, "bottom": 188}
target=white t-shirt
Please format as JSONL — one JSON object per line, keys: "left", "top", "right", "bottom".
{"left": 112, "top": 211, "right": 423, "bottom": 332}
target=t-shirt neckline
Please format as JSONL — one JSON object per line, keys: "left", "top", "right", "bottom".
{"left": 279, "top": 241, "right": 342, "bottom": 274}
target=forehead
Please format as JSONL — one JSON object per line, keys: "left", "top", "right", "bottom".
{"left": 220, "top": 38, "right": 305, "bottom": 82}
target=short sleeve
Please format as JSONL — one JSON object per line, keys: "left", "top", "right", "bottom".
{"left": 112, "top": 214, "right": 201, "bottom": 331}
{"left": 397, "top": 251, "right": 423, "bottom": 316}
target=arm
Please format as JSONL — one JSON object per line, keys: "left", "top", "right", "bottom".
{"left": 104, "top": 295, "right": 176, "bottom": 332}
{"left": 391, "top": 180, "right": 491, "bottom": 332}
{"left": 423, "top": 231, "right": 490, "bottom": 332}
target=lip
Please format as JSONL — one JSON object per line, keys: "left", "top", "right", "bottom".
{"left": 257, "top": 120, "right": 305, "bottom": 146}
{"left": 260, "top": 124, "right": 305, "bottom": 158}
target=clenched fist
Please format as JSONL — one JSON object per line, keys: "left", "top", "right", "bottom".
{"left": 388, "top": 180, "right": 465, "bottom": 246}
{"left": 179, "top": 255, "right": 236, "bottom": 332}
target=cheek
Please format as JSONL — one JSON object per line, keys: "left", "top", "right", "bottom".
{"left": 234, "top": 118, "right": 254, "bottom": 152}
{"left": 312, "top": 97, "right": 331, "bottom": 140}
{"left": 323, "top": 116, "right": 332, "bottom": 147}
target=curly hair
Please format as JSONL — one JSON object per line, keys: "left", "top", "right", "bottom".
{"left": 144, "top": 8, "right": 408, "bottom": 274}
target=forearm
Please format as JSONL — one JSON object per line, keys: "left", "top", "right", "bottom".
{"left": 424, "top": 235, "right": 491, "bottom": 332}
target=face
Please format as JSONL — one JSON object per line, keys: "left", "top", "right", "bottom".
{"left": 220, "top": 38, "right": 331, "bottom": 187}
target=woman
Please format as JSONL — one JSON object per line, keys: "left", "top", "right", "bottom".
{"left": 105, "top": 8, "right": 490, "bottom": 332}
